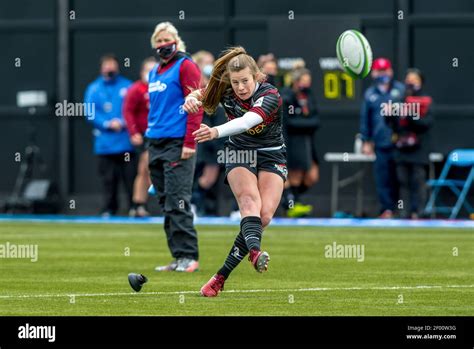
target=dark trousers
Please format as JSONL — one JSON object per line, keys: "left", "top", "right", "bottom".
{"left": 374, "top": 147, "right": 398, "bottom": 212}
{"left": 148, "top": 138, "right": 199, "bottom": 260}
{"left": 98, "top": 152, "right": 137, "bottom": 214}
{"left": 396, "top": 162, "right": 426, "bottom": 218}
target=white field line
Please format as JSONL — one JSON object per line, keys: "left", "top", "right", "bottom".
{"left": 0, "top": 284, "right": 473, "bottom": 300}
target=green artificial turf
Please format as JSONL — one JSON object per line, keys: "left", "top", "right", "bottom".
{"left": 0, "top": 223, "right": 473, "bottom": 316}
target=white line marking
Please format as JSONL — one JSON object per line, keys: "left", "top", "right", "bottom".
{"left": 0, "top": 284, "right": 473, "bottom": 299}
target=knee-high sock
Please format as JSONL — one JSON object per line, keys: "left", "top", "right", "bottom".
{"left": 217, "top": 231, "right": 249, "bottom": 279}
{"left": 240, "top": 216, "right": 263, "bottom": 251}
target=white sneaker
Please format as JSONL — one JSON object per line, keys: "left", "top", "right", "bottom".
{"left": 136, "top": 205, "right": 150, "bottom": 217}
{"left": 154, "top": 259, "right": 178, "bottom": 272}
{"left": 175, "top": 258, "right": 199, "bottom": 272}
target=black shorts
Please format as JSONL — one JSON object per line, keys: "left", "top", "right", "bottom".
{"left": 223, "top": 142, "right": 287, "bottom": 184}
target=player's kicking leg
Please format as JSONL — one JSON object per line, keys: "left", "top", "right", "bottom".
{"left": 201, "top": 169, "right": 283, "bottom": 297}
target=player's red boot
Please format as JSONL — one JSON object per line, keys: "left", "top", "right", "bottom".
{"left": 200, "top": 274, "right": 226, "bottom": 297}
{"left": 249, "top": 249, "right": 270, "bottom": 273}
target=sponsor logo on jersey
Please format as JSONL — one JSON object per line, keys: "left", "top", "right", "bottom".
{"left": 274, "top": 163, "right": 288, "bottom": 179}
{"left": 252, "top": 97, "right": 264, "bottom": 108}
{"left": 247, "top": 123, "right": 266, "bottom": 135}
{"left": 149, "top": 81, "right": 167, "bottom": 93}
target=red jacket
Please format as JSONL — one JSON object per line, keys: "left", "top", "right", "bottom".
{"left": 123, "top": 80, "right": 149, "bottom": 136}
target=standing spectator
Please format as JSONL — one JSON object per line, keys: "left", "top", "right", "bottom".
{"left": 84, "top": 54, "right": 135, "bottom": 217}
{"left": 360, "top": 58, "right": 404, "bottom": 218}
{"left": 191, "top": 51, "right": 227, "bottom": 216}
{"left": 386, "top": 68, "right": 433, "bottom": 219}
{"left": 191, "top": 50, "right": 215, "bottom": 89}
{"left": 258, "top": 53, "right": 283, "bottom": 88}
{"left": 147, "top": 22, "right": 203, "bottom": 272}
{"left": 123, "top": 57, "right": 156, "bottom": 217}
{"left": 281, "top": 68, "right": 320, "bottom": 217}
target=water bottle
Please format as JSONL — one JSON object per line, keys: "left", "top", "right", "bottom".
{"left": 148, "top": 185, "right": 156, "bottom": 196}
{"left": 354, "top": 133, "right": 363, "bottom": 154}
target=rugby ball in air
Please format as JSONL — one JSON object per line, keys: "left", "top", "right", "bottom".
{"left": 336, "top": 29, "right": 373, "bottom": 79}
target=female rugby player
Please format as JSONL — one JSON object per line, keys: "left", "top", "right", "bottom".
{"left": 183, "top": 46, "right": 287, "bottom": 297}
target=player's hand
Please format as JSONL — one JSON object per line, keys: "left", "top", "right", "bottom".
{"left": 109, "top": 119, "right": 123, "bottom": 132}
{"left": 181, "top": 146, "right": 196, "bottom": 160}
{"left": 130, "top": 133, "right": 143, "bottom": 146}
{"left": 362, "top": 141, "right": 374, "bottom": 155}
{"left": 183, "top": 96, "right": 202, "bottom": 114}
{"left": 192, "top": 124, "right": 218, "bottom": 143}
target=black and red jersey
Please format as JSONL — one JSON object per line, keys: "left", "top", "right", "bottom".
{"left": 220, "top": 82, "right": 284, "bottom": 149}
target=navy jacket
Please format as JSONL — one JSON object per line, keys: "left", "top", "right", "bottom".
{"left": 360, "top": 81, "right": 405, "bottom": 149}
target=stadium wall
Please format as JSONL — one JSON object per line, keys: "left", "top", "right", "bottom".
{"left": 0, "top": 0, "right": 473, "bottom": 216}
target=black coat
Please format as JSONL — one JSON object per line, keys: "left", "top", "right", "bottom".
{"left": 281, "top": 87, "right": 320, "bottom": 136}
{"left": 281, "top": 87, "right": 321, "bottom": 165}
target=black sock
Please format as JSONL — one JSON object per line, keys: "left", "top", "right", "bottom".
{"left": 217, "top": 231, "right": 249, "bottom": 279}
{"left": 290, "top": 186, "right": 300, "bottom": 203}
{"left": 240, "top": 216, "right": 263, "bottom": 251}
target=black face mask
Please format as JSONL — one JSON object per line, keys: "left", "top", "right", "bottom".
{"left": 104, "top": 71, "right": 118, "bottom": 79}
{"left": 374, "top": 75, "right": 391, "bottom": 85}
{"left": 405, "top": 83, "right": 421, "bottom": 96}
{"left": 298, "top": 87, "right": 311, "bottom": 94}
{"left": 156, "top": 42, "right": 177, "bottom": 60}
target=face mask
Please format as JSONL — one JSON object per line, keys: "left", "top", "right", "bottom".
{"left": 156, "top": 41, "right": 177, "bottom": 60}
{"left": 374, "top": 75, "right": 391, "bottom": 85}
{"left": 298, "top": 86, "right": 311, "bottom": 94}
{"left": 104, "top": 71, "right": 118, "bottom": 79}
{"left": 405, "top": 83, "right": 421, "bottom": 95}
{"left": 203, "top": 64, "right": 213, "bottom": 78}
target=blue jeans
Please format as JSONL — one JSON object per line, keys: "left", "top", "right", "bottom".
{"left": 374, "top": 147, "right": 398, "bottom": 212}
